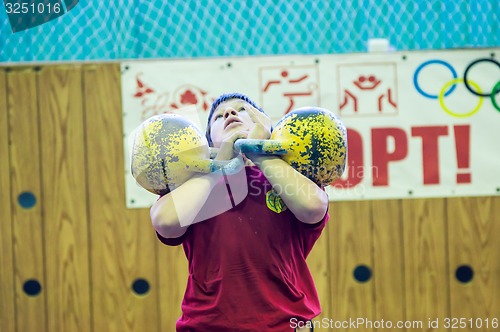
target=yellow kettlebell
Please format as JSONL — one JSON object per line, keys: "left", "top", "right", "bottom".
{"left": 234, "top": 107, "right": 347, "bottom": 187}
{"left": 131, "top": 114, "right": 242, "bottom": 195}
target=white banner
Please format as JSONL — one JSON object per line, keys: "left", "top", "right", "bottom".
{"left": 121, "top": 48, "right": 500, "bottom": 208}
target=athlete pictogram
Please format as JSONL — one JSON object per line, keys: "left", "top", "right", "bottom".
{"left": 339, "top": 74, "right": 397, "bottom": 113}
{"left": 413, "top": 58, "right": 500, "bottom": 117}
{"left": 337, "top": 63, "right": 398, "bottom": 116}
{"left": 260, "top": 67, "right": 319, "bottom": 117}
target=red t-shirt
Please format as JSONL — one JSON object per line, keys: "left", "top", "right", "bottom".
{"left": 157, "top": 166, "right": 329, "bottom": 332}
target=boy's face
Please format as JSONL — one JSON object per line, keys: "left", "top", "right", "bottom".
{"left": 209, "top": 99, "right": 256, "bottom": 148}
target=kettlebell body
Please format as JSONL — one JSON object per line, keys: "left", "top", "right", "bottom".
{"left": 235, "top": 107, "right": 347, "bottom": 187}
{"left": 131, "top": 114, "right": 210, "bottom": 195}
{"left": 272, "top": 107, "right": 347, "bottom": 186}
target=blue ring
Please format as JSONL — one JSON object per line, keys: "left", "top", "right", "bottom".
{"left": 413, "top": 60, "right": 458, "bottom": 99}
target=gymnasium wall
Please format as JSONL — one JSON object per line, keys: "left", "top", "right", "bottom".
{"left": 0, "top": 63, "right": 498, "bottom": 331}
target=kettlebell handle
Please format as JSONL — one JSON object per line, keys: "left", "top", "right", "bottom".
{"left": 189, "top": 155, "right": 245, "bottom": 175}
{"left": 233, "top": 139, "right": 288, "bottom": 155}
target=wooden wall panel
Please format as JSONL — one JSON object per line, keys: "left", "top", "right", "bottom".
{"left": 307, "top": 219, "right": 331, "bottom": 321}
{"left": 0, "top": 68, "right": 16, "bottom": 332}
{"left": 1, "top": 62, "right": 499, "bottom": 332}
{"left": 7, "top": 68, "right": 47, "bottom": 332}
{"left": 329, "top": 201, "right": 374, "bottom": 332}
{"left": 83, "top": 64, "right": 159, "bottom": 332}
{"left": 38, "top": 66, "right": 91, "bottom": 332}
{"left": 448, "top": 197, "right": 500, "bottom": 328}
{"left": 157, "top": 244, "right": 188, "bottom": 331}
{"left": 372, "top": 200, "right": 406, "bottom": 331}
{"left": 403, "top": 199, "right": 449, "bottom": 331}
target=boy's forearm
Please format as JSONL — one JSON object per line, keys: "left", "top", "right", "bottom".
{"left": 150, "top": 172, "right": 221, "bottom": 237}
{"left": 251, "top": 156, "right": 328, "bottom": 224}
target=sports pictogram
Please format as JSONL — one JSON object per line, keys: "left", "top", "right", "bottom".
{"left": 337, "top": 64, "right": 398, "bottom": 116}
{"left": 260, "top": 66, "right": 319, "bottom": 119}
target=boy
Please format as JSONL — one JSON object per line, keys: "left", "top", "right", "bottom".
{"left": 150, "top": 92, "right": 328, "bottom": 331}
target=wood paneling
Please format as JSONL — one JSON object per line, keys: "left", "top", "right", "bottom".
{"left": 38, "top": 66, "right": 91, "bottom": 332}
{"left": 403, "top": 199, "right": 449, "bottom": 331}
{"left": 157, "top": 244, "right": 188, "bottom": 331}
{"left": 83, "top": 64, "right": 159, "bottom": 332}
{"left": 7, "top": 68, "right": 47, "bottom": 332}
{"left": 448, "top": 197, "right": 500, "bottom": 326}
{"left": 307, "top": 219, "right": 331, "bottom": 321}
{"left": 372, "top": 199, "right": 406, "bottom": 331}
{"left": 329, "top": 201, "right": 374, "bottom": 332}
{"left": 0, "top": 68, "right": 16, "bottom": 332}
{"left": 1, "top": 63, "right": 499, "bottom": 332}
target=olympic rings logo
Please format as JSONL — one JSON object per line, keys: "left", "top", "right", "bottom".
{"left": 413, "top": 58, "right": 500, "bottom": 117}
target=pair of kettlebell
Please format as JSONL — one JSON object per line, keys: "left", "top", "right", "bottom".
{"left": 131, "top": 107, "right": 347, "bottom": 195}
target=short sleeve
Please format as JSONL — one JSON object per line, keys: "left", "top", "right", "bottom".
{"left": 295, "top": 209, "right": 329, "bottom": 258}
{"left": 154, "top": 194, "right": 189, "bottom": 246}
{"left": 156, "top": 230, "right": 188, "bottom": 246}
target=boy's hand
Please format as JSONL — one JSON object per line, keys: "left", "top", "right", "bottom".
{"left": 214, "top": 130, "right": 248, "bottom": 161}
{"left": 247, "top": 106, "right": 272, "bottom": 140}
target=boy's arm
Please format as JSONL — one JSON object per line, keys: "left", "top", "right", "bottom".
{"left": 250, "top": 155, "right": 328, "bottom": 224}
{"left": 150, "top": 172, "right": 221, "bottom": 239}
{"left": 243, "top": 105, "right": 328, "bottom": 224}
{"left": 150, "top": 131, "right": 246, "bottom": 239}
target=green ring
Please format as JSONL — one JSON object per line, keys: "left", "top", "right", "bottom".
{"left": 491, "top": 80, "right": 500, "bottom": 112}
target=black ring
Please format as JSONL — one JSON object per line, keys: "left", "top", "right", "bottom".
{"left": 463, "top": 58, "right": 500, "bottom": 97}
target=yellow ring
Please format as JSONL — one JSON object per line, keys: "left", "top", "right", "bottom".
{"left": 438, "top": 78, "right": 483, "bottom": 118}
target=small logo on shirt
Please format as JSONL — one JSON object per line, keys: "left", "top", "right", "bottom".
{"left": 265, "top": 190, "right": 287, "bottom": 214}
